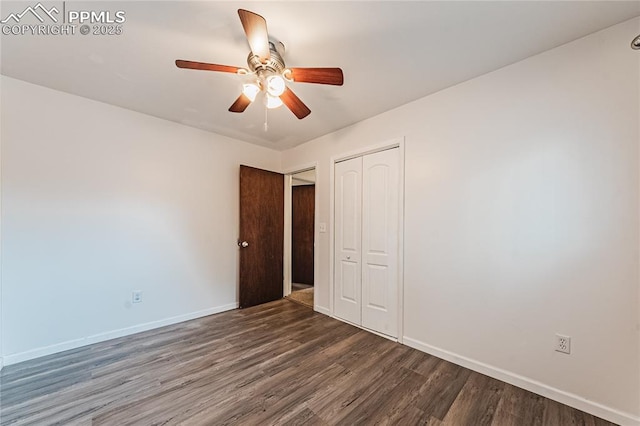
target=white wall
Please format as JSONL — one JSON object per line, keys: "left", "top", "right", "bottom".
{"left": 0, "top": 76, "right": 280, "bottom": 363}
{"left": 282, "top": 18, "right": 640, "bottom": 424}
{"left": 0, "top": 76, "right": 3, "bottom": 371}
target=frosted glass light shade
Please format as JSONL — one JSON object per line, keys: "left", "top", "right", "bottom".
{"left": 242, "top": 83, "right": 260, "bottom": 102}
{"left": 266, "top": 93, "right": 283, "bottom": 109}
{"left": 266, "top": 75, "right": 286, "bottom": 97}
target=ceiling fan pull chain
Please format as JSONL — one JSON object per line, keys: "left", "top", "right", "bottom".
{"left": 264, "top": 105, "right": 269, "bottom": 132}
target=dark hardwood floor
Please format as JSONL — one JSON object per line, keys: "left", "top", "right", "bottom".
{"left": 0, "top": 299, "right": 616, "bottom": 425}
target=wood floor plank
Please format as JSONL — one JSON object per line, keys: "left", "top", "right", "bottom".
{"left": 280, "top": 407, "right": 327, "bottom": 426}
{"left": 377, "top": 405, "right": 427, "bottom": 426}
{"left": 543, "top": 398, "right": 610, "bottom": 426}
{"left": 402, "top": 349, "right": 441, "bottom": 378}
{"left": 306, "top": 345, "right": 409, "bottom": 421}
{"left": 333, "top": 366, "right": 426, "bottom": 425}
{"left": 412, "top": 358, "right": 473, "bottom": 420}
{"left": 0, "top": 299, "right": 618, "bottom": 426}
{"left": 441, "top": 371, "right": 504, "bottom": 425}
{"left": 491, "top": 383, "right": 546, "bottom": 426}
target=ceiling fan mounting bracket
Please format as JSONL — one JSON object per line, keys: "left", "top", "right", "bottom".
{"left": 269, "top": 39, "right": 286, "bottom": 57}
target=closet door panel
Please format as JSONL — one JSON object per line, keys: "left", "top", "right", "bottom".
{"left": 362, "top": 148, "right": 399, "bottom": 337}
{"left": 334, "top": 157, "right": 362, "bottom": 325}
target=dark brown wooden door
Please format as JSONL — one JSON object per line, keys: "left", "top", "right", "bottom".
{"left": 239, "top": 165, "right": 284, "bottom": 308}
{"left": 292, "top": 185, "right": 315, "bottom": 285}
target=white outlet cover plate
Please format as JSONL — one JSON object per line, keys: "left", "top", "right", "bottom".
{"left": 555, "top": 334, "right": 571, "bottom": 354}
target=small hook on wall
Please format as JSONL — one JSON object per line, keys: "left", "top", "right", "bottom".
{"left": 631, "top": 35, "right": 640, "bottom": 50}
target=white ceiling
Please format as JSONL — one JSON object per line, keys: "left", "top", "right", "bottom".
{"left": 2, "top": 1, "right": 639, "bottom": 150}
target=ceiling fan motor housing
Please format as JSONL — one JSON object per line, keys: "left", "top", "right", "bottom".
{"left": 247, "top": 42, "right": 286, "bottom": 77}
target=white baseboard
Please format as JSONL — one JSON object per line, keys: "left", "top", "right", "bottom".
{"left": 3, "top": 303, "right": 238, "bottom": 366}
{"left": 314, "top": 304, "right": 331, "bottom": 316}
{"left": 403, "top": 336, "right": 640, "bottom": 426}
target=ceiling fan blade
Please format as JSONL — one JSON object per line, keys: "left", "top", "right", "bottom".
{"left": 280, "top": 87, "right": 311, "bottom": 119}
{"left": 229, "top": 93, "right": 252, "bottom": 113}
{"left": 238, "top": 9, "right": 270, "bottom": 63}
{"left": 175, "top": 60, "right": 240, "bottom": 73}
{"left": 288, "top": 68, "right": 344, "bottom": 86}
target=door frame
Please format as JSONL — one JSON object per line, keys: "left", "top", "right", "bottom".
{"left": 329, "top": 138, "right": 405, "bottom": 343}
{"left": 283, "top": 163, "right": 318, "bottom": 304}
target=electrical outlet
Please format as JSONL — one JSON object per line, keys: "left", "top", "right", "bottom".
{"left": 132, "top": 291, "right": 143, "bottom": 304}
{"left": 555, "top": 334, "right": 571, "bottom": 354}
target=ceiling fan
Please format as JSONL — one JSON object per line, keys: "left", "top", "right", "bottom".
{"left": 176, "top": 9, "right": 344, "bottom": 120}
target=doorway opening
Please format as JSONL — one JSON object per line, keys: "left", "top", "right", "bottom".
{"left": 285, "top": 168, "right": 316, "bottom": 309}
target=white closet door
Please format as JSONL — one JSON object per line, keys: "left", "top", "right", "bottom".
{"left": 361, "top": 148, "right": 399, "bottom": 337}
{"left": 334, "top": 157, "right": 362, "bottom": 325}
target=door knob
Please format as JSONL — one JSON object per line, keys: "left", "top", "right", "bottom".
{"left": 238, "top": 241, "right": 249, "bottom": 248}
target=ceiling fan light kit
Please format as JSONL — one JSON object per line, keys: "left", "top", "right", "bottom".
{"left": 266, "top": 75, "right": 286, "bottom": 97}
{"left": 176, "top": 9, "right": 344, "bottom": 124}
{"left": 242, "top": 83, "right": 260, "bottom": 102}
{"left": 266, "top": 93, "right": 284, "bottom": 109}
